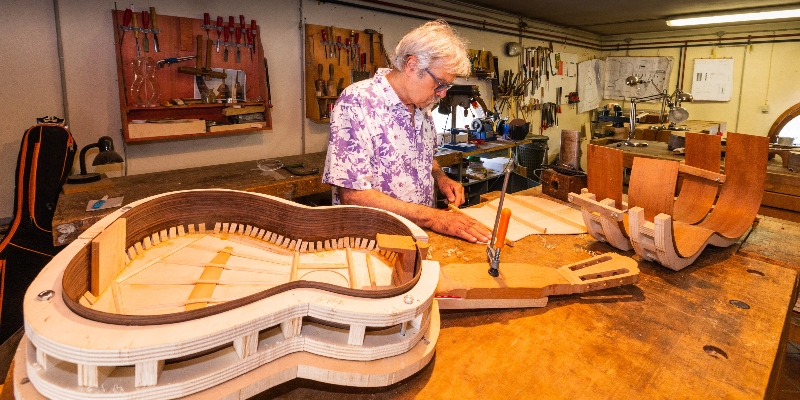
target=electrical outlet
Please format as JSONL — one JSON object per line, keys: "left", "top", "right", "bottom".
{"left": 761, "top": 104, "right": 770, "bottom": 113}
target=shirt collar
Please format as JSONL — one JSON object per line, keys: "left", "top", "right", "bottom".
{"left": 374, "top": 68, "right": 432, "bottom": 119}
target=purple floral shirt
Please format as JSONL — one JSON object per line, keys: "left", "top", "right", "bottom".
{"left": 323, "top": 68, "right": 439, "bottom": 206}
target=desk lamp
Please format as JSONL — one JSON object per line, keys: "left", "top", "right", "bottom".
{"left": 620, "top": 76, "right": 693, "bottom": 147}
{"left": 66, "top": 136, "right": 124, "bottom": 184}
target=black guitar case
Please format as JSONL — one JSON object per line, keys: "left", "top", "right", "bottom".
{"left": 0, "top": 124, "right": 76, "bottom": 343}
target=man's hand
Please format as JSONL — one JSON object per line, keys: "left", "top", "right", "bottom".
{"left": 432, "top": 160, "right": 465, "bottom": 206}
{"left": 430, "top": 208, "right": 491, "bottom": 243}
{"left": 436, "top": 175, "right": 465, "bottom": 206}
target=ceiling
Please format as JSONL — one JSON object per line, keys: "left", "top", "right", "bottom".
{"left": 449, "top": 0, "right": 800, "bottom": 36}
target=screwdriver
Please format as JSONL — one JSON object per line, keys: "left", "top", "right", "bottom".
{"left": 131, "top": 10, "right": 140, "bottom": 57}
{"left": 141, "top": 10, "right": 150, "bottom": 53}
{"left": 203, "top": 13, "right": 211, "bottom": 42}
{"left": 150, "top": 7, "right": 160, "bottom": 52}
{"left": 216, "top": 16, "right": 223, "bottom": 52}
{"left": 119, "top": 8, "right": 132, "bottom": 47}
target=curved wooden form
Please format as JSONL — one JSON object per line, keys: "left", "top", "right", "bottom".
{"left": 673, "top": 132, "right": 722, "bottom": 224}
{"left": 571, "top": 145, "right": 632, "bottom": 250}
{"left": 628, "top": 133, "right": 768, "bottom": 270}
{"left": 23, "top": 190, "right": 439, "bottom": 399}
{"left": 435, "top": 253, "right": 640, "bottom": 309}
{"left": 767, "top": 101, "right": 800, "bottom": 144}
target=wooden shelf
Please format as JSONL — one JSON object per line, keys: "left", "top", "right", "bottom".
{"left": 112, "top": 10, "right": 272, "bottom": 143}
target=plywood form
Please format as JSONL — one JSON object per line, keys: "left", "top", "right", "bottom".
{"left": 672, "top": 132, "right": 723, "bottom": 224}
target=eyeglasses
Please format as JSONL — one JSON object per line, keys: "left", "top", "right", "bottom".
{"left": 424, "top": 68, "right": 454, "bottom": 92}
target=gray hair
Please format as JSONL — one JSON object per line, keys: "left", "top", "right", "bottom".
{"left": 392, "top": 20, "right": 471, "bottom": 77}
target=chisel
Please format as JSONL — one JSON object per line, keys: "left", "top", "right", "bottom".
{"left": 131, "top": 9, "right": 140, "bottom": 57}
{"left": 234, "top": 26, "right": 241, "bottom": 63}
{"left": 249, "top": 20, "right": 257, "bottom": 61}
{"left": 203, "top": 13, "right": 211, "bottom": 41}
{"left": 119, "top": 8, "right": 132, "bottom": 47}
{"left": 216, "top": 16, "right": 223, "bottom": 52}
{"left": 150, "top": 7, "right": 160, "bottom": 52}
{"left": 223, "top": 23, "right": 230, "bottom": 62}
{"left": 321, "top": 29, "right": 328, "bottom": 58}
{"left": 239, "top": 16, "right": 247, "bottom": 61}
{"left": 345, "top": 38, "right": 351, "bottom": 67}
{"left": 337, "top": 36, "right": 341, "bottom": 65}
{"left": 141, "top": 10, "right": 150, "bottom": 53}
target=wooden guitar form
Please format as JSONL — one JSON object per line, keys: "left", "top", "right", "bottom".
{"left": 436, "top": 253, "right": 639, "bottom": 309}
{"left": 22, "top": 190, "right": 438, "bottom": 400}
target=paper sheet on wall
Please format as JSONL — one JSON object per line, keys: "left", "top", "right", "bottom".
{"left": 577, "top": 59, "right": 604, "bottom": 113}
{"left": 603, "top": 57, "right": 673, "bottom": 100}
{"left": 691, "top": 58, "right": 733, "bottom": 101}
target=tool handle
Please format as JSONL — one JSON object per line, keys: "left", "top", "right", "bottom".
{"left": 204, "top": 12, "right": 210, "bottom": 27}
{"left": 224, "top": 24, "right": 229, "bottom": 41}
{"left": 132, "top": 12, "right": 139, "bottom": 36}
{"left": 142, "top": 10, "right": 149, "bottom": 29}
{"left": 235, "top": 27, "right": 241, "bottom": 43}
{"left": 239, "top": 15, "right": 245, "bottom": 29}
{"left": 354, "top": 32, "right": 359, "bottom": 44}
{"left": 228, "top": 16, "right": 234, "bottom": 31}
{"left": 494, "top": 208, "right": 512, "bottom": 249}
{"left": 216, "top": 16, "right": 223, "bottom": 30}
{"left": 149, "top": 7, "right": 157, "bottom": 28}
{"left": 321, "top": 28, "right": 327, "bottom": 42}
{"left": 123, "top": 8, "right": 132, "bottom": 26}
{"left": 251, "top": 19, "right": 257, "bottom": 36}
{"left": 195, "top": 35, "right": 202, "bottom": 69}
{"left": 345, "top": 38, "right": 351, "bottom": 52}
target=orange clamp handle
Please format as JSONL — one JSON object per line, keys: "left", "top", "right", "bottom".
{"left": 495, "top": 208, "right": 512, "bottom": 249}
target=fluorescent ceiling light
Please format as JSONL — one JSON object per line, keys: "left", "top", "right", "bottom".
{"left": 667, "top": 8, "right": 800, "bottom": 26}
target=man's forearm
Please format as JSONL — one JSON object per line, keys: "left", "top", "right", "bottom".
{"left": 338, "top": 187, "right": 438, "bottom": 229}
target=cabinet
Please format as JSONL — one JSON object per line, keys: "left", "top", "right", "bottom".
{"left": 112, "top": 10, "right": 271, "bottom": 142}
{"left": 304, "top": 24, "right": 390, "bottom": 123}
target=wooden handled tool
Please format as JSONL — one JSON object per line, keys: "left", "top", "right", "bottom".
{"left": 435, "top": 253, "right": 640, "bottom": 310}
{"left": 216, "top": 16, "right": 223, "bottom": 52}
{"left": 149, "top": 7, "right": 160, "bottom": 52}
{"left": 141, "top": 10, "right": 150, "bottom": 53}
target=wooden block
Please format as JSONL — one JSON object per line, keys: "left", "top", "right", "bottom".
{"left": 244, "top": 225, "right": 253, "bottom": 236}
{"left": 291, "top": 252, "right": 299, "bottom": 281}
{"left": 301, "top": 242, "right": 309, "bottom": 252}
{"left": 134, "top": 242, "right": 144, "bottom": 255}
{"left": 325, "top": 240, "right": 332, "bottom": 250}
{"left": 168, "top": 227, "right": 177, "bottom": 239}
{"left": 188, "top": 224, "right": 196, "bottom": 234}
{"left": 127, "top": 246, "right": 137, "bottom": 260}
{"left": 178, "top": 225, "right": 186, "bottom": 236}
{"left": 348, "top": 324, "right": 366, "bottom": 346}
{"left": 78, "top": 364, "right": 115, "bottom": 388}
{"left": 257, "top": 229, "right": 266, "bottom": 239}
{"left": 281, "top": 316, "right": 303, "bottom": 339}
{"left": 376, "top": 234, "right": 417, "bottom": 285}
{"left": 111, "top": 281, "right": 124, "bottom": 313}
{"left": 317, "top": 241, "right": 323, "bottom": 250}
{"left": 541, "top": 168, "right": 588, "bottom": 202}
{"left": 208, "top": 122, "right": 267, "bottom": 132}
{"left": 238, "top": 224, "right": 245, "bottom": 234}
{"left": 282, "top": 237, "right": 291, "bottom": 248}
{"left": 151, "top": 232, "right": 161, "bottom": 246}
{"left": 90, "top": 218, "right": 127, "bottom": 297}
{"left": 222, "top": 223, "right": 230, "bottom": 234}
{"left": 366, "top": 254, "right": 377, "bottom": 290}
{"left": 289, "top": 239, "right": 297, "bottom": 249}
{"left": 198, "top": 223, "right": 206, "bottom": 233}
{"left": 294, "top": 240, "right": 303, "bottom": 251}
{"left": 135, "top": 359, "right": 165, "bottom": 388}
{"left": 221, "top": 105, "right": 266, "bottom": 116}
{"left": 233, "top": 332, "right": 259, "bottom": 359}
{"left": 127, "top": 119, "right": 206, "bottom": 140}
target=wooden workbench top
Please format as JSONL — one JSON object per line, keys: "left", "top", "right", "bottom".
{"left": 52, "top": 152, "right": 330, "bottom": 246}
{"left": 251, "top": 187, "right": 799, "bottom": 399}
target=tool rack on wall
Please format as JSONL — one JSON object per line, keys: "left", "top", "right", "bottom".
{"left": 304, "top": 24, "right": 390, "bottom": 123}
{"left": 112, "top": 10, "right": 271, "bottom": 143}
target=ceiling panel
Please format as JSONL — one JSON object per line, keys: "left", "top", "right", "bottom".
{"left": 448, "top": 0, "right": 800, "bottom": 35}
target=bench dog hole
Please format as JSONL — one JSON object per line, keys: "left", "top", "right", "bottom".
{"left": 703, "top": 345, "right": 728, "bottom": 360}
{"left": 729, "top": 299, "right": 750, "bottom": 309}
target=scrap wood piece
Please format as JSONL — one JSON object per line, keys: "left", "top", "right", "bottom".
{"left": 91, "top": 218, "right": 127, "bottom": 297}
{"left": 435, "top": 253, "right": 639, "bottom": 309}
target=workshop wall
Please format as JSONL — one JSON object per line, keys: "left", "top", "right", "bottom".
{"left": 0, "top": 0, "right": 599, "bottom": 221}
{"left": 0, "top": 0, "right": 64, "bottom": 223}
{"left": 602, "top": 29, "right": 800, "bottom": 136}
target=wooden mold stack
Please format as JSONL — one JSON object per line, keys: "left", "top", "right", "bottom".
{"left": 19, "top": 189, "right": 439, "bottom": 399}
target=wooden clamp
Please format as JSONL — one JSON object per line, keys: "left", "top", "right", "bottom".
{"left": 178, "top": 35, "right": 227, "bottom": 80}
{"left": 435, "top": 253, "right": 639, "bottom": 309}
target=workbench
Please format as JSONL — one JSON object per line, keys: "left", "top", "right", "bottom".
{"left": 51, "top": 140, "right": 533, "bottom": 247}
{"left": 591, "top": 139, "right": 800, "bottom": 223}
{"left": 12, "top": 187, "right": 800, "bottom": 399}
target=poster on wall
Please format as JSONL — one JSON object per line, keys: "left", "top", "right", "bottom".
{"left": 691, "top": 58, "right": 734, "bottom": 101}
{"left": 602, "top": 56, "right": 673, "bottom": 100}
{"left": 577, "top": 59, "right": 604, "bottom": 113}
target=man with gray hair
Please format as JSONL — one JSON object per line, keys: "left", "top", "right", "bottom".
{"left": 323, "top": 20, "right": 491, "bottom": 243}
